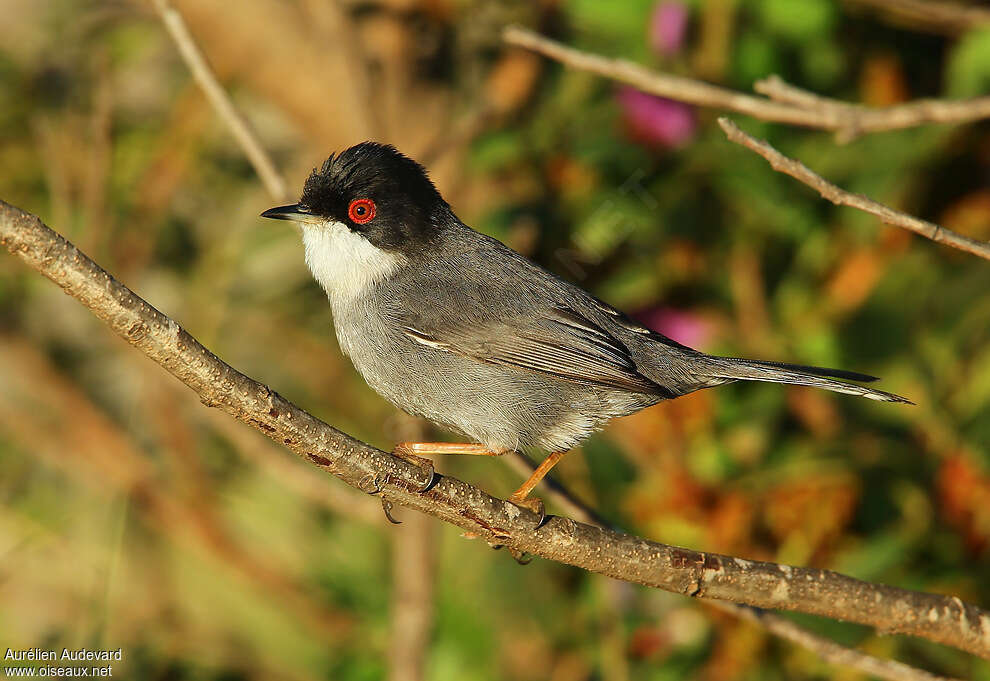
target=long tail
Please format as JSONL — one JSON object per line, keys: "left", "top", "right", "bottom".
{"left": 701, "top": 356, "right": 913, "bottom": 404}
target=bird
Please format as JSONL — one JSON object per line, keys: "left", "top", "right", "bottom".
{"left": 261, "top": 142, "right": 910, "bottom": 521}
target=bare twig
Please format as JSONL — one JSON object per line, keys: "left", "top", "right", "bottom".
{"left": 844, "top": 0, "right": 990, "bottom": 36}
{"left": 712, "top": 602, "right": 961, "bottom": 681}
{"left": 2, "top": 202, "right": 989, "bottom": 658}
{"left": 149, "top": 0, "right": 291, "bottom": 202}
{"left": 503, "top": 26, "right": 990, "bottom": 141}
{"left": 718, "top": 118, "right": 990, "bottom": 261}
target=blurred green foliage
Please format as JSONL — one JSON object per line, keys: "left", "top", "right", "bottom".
{"left": 1, "top": 1, "right": 989, "bottom": 680}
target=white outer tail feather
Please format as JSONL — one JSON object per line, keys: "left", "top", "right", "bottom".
{"left": 705, "top": 359, "right": 912, "bottom": 404}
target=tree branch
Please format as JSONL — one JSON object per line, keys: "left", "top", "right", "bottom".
{"left": 149, "top": 0, "right": 291, "bottom": 202}
{"left": 711, "top": 602, "right": 962, "bottom": 681}
{"left": 843, "top": 0, "right": 990, "bottom": 36}
{"left": 2, "top": 200, "right": 989, "bottom": 659}
{"left": 503, "top": 26, "right": 990, "bottom": 142}
{"left": 717, "top": 117, "right": 990, "bottom": 261}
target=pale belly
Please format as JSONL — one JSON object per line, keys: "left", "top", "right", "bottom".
{"left": 330, "top": 301, "right": 657, "bottom": 452}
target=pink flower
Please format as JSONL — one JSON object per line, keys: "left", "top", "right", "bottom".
{"left": 616, "top": 87, "right": 696, "bottom": 149}
{"left": 635, "top": 307, "right": 711, "bottom": 349}
{"left": 650, "top": 2, "right": 690, "bottom": 57}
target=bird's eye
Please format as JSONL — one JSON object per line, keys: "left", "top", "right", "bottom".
{"left": 348, "top": 198, "right": 376, "bottom": 224}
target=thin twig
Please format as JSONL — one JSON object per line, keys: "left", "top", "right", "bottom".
{"left": 711, "top": 602, "right": 962, "bottom": 681}
{"left": 150, "top": 0, "right": 291, "bottom": 202}
{"left": 718, "top": 117, "right": 990, "bottom": 261}
{"left": 503, "top": 26, "right": 990, "bottom": 142}
{"left": 3, "top": 201, "right": 989, "bottom": 659}
{"left": 844, "top": 0, "right": 990, "bottom": 36}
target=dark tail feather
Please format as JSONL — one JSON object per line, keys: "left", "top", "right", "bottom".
{"left": 730, "top": 358, "right": 879, "bottom": 383}
{"left": 704, "top": 356, "right": 912, "bottom": 404}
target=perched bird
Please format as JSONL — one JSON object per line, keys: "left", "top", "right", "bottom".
{"left": 262, "top": 143, "right": 909, "bottom": 519}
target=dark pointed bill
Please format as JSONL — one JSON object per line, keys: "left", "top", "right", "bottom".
{"left": 260, "top": 204, "right": 317, "bottom": 223}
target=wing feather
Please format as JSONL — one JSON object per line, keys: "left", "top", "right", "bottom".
{"left": 403, "top": 306, "right": 665, "bottom": 395}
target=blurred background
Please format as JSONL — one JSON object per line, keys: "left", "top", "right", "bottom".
{"left": 1, "top": 0, "right": 989, "bottom": 679}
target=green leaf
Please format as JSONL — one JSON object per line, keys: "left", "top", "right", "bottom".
{"left": 757, "top": 0, "right": 836, "bottom": 42}
{"left": 800, "top": 38, "right": 845, "bottom": 89}
{"left": 946, "top": 27, "right": 990, "bottom": 97}
{"left": 733, "top": 32, "right": 781, "bottom": 86}
{"left": 567, "top": 0, "right": 656, "bottom": 38}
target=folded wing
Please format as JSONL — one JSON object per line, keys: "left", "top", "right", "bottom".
{"left": 401, "top": 305, "right": 670, "bottom": 396}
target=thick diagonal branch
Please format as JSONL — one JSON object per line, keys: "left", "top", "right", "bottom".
{"left": 2, "top": 201, "right": 988, "bottom": 659}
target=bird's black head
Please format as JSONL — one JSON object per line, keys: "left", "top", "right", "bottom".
{"left": 272, "top": 142, "right": 449, "bottom": 252}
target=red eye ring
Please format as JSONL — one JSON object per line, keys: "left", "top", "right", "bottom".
{"left": 348, "top": 198, "right": 376, "bottom": 224}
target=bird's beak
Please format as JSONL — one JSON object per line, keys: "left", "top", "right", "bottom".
{"left": 260, "top": 203, "right": 318, "bottom": 224}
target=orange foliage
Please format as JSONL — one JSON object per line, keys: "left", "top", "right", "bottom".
{"left": 940, "top": 191, "right": 990, "bottom": 241}
{"left": 763, "top": 475, "right": 859, "bottom": 562}
{"left": 937, "top": 454, "right": 990, "bottom": 555}
{"left": 825, "top": 248, "right": 883, "bottom": 313}
{"left": 486, "top": 50, "right": 543, "bottom": 115}
{"left": 859, "top": 53, "right": 907, "bottom": 107}
{"left": 786, "top": 388, "right": 840, "bottom": 439}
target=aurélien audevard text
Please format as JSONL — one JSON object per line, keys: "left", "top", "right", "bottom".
{"left": 5, "top": 648, "right": 122, "bottom": 661}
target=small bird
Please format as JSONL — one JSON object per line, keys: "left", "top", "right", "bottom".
{"left": 262, "top": 143, "right": 909, "bottom": 519}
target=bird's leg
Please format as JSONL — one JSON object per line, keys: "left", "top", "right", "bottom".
{"left": 508, "top": 451, "right": 567, "bottom": 527}
{"left": 392, "top": 442, "right": 504, "bottom": 493}
{"left": 395, "top": 442, "right": 504, "bottom": 457}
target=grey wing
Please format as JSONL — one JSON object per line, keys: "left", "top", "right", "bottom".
{"left": 401, "top": 305, "right": 668, "bottom": 396}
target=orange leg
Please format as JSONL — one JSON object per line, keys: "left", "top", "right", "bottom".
{"left": 391, "top": 442, "right": 564, "bottom": 527}
{"left": 391, "top": 442, "right": 505, "bottom": 493}
{"left": 395, "top": 442, "right": 504, "bottom": 457}
{"left": 507, "top": 451, "right": 567, "bottom": 523}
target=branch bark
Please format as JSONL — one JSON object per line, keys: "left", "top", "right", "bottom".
{"left": 843, "top": 0, "right": 990, "bottom": 36}
{"left": 717, "top": 117, "right": 990, "bottom": 261}
{"left": 503, "top": 26, "right": 990, "bottom": 142}
{"left": 2, "top": 200, "right": 989, "bottom": 660}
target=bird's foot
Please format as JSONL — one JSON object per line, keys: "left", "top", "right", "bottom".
{"left": 508, "top": 548, "right": 533, "bottom": 565}
{"left": 381, "top": 498, "right": 401, "bottom": 524}
{"left": 508, "top": 493, "right": 547, "bottom": 529}
{"left": 392, "top": 444, "right": 438, "bottom": 493}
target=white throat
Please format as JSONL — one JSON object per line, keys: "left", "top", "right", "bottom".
{"left": 302, "top": 220, "right": 406, "bottom": 306}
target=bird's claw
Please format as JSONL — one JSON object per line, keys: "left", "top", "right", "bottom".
{"left": 381, "top": 497, "right": 401, "bottom": 525}
{"left": 417, "top": 465, "right": 438, "bottom": 493}
{"left": 509, "top": 495, "right": 548, "bottom": 529}
{"left": 485, "top": 540, "right": 531, "bottom": 564}
{"left": 509, "top": 548, "right": 532, "bottom": 565}
{"left": 391, "top": 447, "right": 438, "bottom": 493}
{"left": 361, "top": 472, "right": 386, "bottom": 495}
